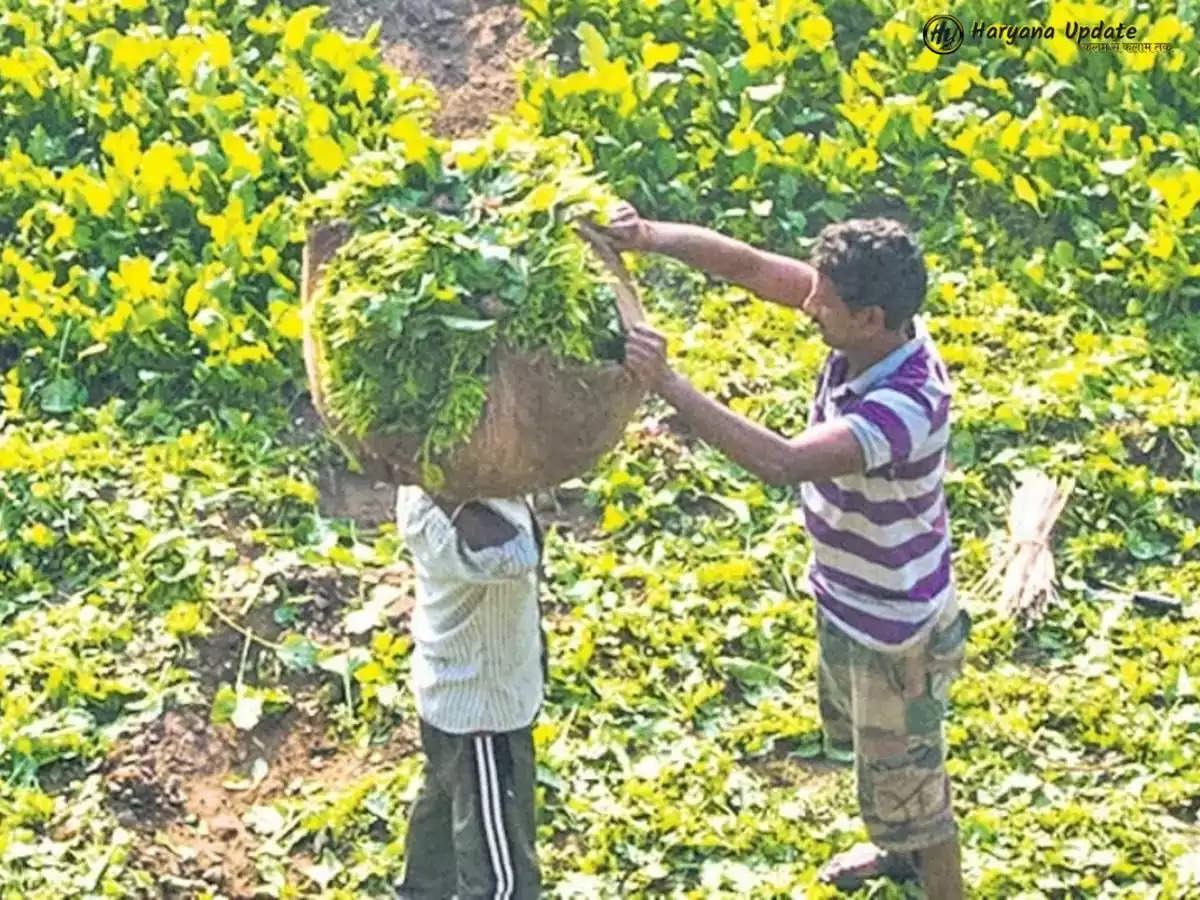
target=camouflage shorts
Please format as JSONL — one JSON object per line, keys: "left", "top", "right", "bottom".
{"left": 817, "top": 599, "right": 971, "bottom": 853}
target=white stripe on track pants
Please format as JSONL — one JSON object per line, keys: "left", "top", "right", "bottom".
{"left": 398, "top": 718, "right": 540, "bottom": 900}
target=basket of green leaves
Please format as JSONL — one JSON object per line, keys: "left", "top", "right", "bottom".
{"left": 301, "top": 122, "right": 646, "bottom": 501}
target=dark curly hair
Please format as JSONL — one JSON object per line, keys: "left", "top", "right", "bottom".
{"left": 811, "top": 218, "right": 927, "bottom": 330}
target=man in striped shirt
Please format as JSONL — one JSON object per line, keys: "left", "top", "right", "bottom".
{"left": 603, "top": 206, "right": 969, "bottom": 899}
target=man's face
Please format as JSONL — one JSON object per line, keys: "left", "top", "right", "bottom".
{"left": 802, "top": 278, "right": 883, "bottom": 350}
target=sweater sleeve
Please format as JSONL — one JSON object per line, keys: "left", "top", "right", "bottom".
{"left": 405, "top": 491, "right": 539, "bottom": 585}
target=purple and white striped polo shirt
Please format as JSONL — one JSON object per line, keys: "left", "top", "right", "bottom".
{"left": 801, "top": 317, "right": 954, "bottom": 651}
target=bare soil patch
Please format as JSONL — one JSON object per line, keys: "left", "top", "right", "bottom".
{"left": 104, "top": 561, "right": 416, "bottom": 896}
{"left": 325, "top": 0, "right": 538, "bottom": 137}
{"left": 107, "top": 706, "right": 416, "bottom": 897}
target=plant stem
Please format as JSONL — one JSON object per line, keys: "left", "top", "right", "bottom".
{"left": 208, "top": 602, "right": 286, "bottom": 653}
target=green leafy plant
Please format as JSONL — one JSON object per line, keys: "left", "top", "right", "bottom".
{"left": 308, "top": 124, "right": 625, "bottom": 466}
{"left": 1, "top": 0, "right": 1199, "bottom": 896}
{"left": 0, "top": 0, "right": 436, "bottom": 421}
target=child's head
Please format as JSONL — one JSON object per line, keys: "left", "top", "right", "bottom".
{"left": 805, "top": 218, "right": 926, "bottom": 349}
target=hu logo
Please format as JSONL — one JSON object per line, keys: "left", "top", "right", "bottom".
{"left": 923, "top": 15, "right": 965, "bottom": 54}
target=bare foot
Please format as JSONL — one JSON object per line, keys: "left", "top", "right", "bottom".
{"left": 818, "top": 842, "right": 918, "bottom": 891}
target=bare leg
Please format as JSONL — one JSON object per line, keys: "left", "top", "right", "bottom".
{"left": 916, "top": 835, "right": 963, "bottom": 900}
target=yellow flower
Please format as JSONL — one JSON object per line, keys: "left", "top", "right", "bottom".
{"left": 601, "top": 504, "right": 627, "bottom": 532}
{"left": 846, "top": 146, "right": 879, "bottom": 172}
{"left": 2, "top": 379, "right": 21, "bottom": 414}
{"left": 109, "top": 256, "right": 161, "bottom": 302}
{"left": 910, "top": 49, "right": 939, "bottom": 73}
{"left": 63, "top": 168, "right": 114, "bottom": 217}
{"left": 909, "top": 104, "right": 933, "bottom": 139}
{"left": 1147, "top": 167, "right": 1200, "bottom": 222}
{"left": 48, "top": 207, "right": 75, "bottom": 248}
{"left": 213, "top": 92, "right": 245, "bottom": 115}
{"left": 1043, "top": 364, "right": 1083, "bottom": 393}
{"left": 0, "top": 434, "right": 28, "bottom": 469}
{"left": 204, "top": 32, "right": 233, "bottom": 68}
{"left": 798, "top": 15, "right": 834, "bottom": 52}
{"left": 220, "top": 132, "right": 263, "bottom": 178}
{"left": 1047, "top": 34, "right": 1078, "bottom": 67}
{"left": 641, "top": 40, "right": 681, "bottom": 70}
{"left": 451, "top": 139, "right": 489, "bottom": 173}
{"left": 248, "top": 16, "right": 279, "bottom": 35}
{"left": 1025, "top": 136, "right": 1056, "bottom": 159}
{"left": 1012, "top": 174, "right": 1040, "bottom": 211}
{"left": 1126, "top": 16, "right": 1181, "bottom": 73}
{"left": 344, "top": 65, "right": 376, "bottom": 104}
{"left": 120, "top": 87, "right": 144, "bottom": 119}
{"left": 111, "top": 35, "right": 158, "bottom": 72}
{"left": 999, "top": 120, "right": 1023, "bottom": 153}
{"left": 197, "top": 196, "right": 259, "bottom": 257}
{"left": 697, "top": 559, "right": 754, "bottom": 586}
{"left": 577, "top": 21, "right": 609, "bottom": 68}
{"left": 743, "top": 42, "right": 773, "bottom": 73}
{"left": 550, "top": 69, "right": 598, "bottom": 99}
{"left": 165, "top": 602, "right": 203, "bottom": 636}
{"left": 1145, "top": 221, "right": 1175, "bottom": 259}
{"left": 270, "top": 300, "right": 303, "bottom": 340}
{"left": 947, "top": 126, "right": 979, "bottom": 157}
{"left": 777, "top": 132, "right": 810, "bottom": 156}
{"left": 527, "top": 183, "right": 558, "bottom": 212}
{"left": 596, "top": 58, "right": 633, "bottom": 98}
{"left": 305, "top": 135, "right": 345, "bottom": 177}
{"left": 169, "top": 35, "right": 205, "bottom": 83}
{"left": 305, "top": 103, "right": 331, "bottom": 135}
{"left": 139, "top": 142, "right": 188, "bottom": 202}
{"left": 101, "top": 125, "right": 141, "bottom": 180}
{"left": 23, "top": 522, "right": 55, "bottom": 548}
{"left": 940, "top": 68, "right": 974, "bottom": 102}
{"left": 882, "top": 20, "right": 915, "bottom": 45}
{"left": 852, "top": 51, "right": 886, "bottom": 98}
{"left": 733, "top": 0, "right": 759, "bottom": 44}
{"left": 313, "top": 32, "right": 352, "bottom": 71}
{"left": 226, "top": 343, "right": 273, "bottom": 365}
{"left": 283, "top": 5, "right": 324, "bottom": 52}
{"left": 386, "top": 117, "right": 434, "bottom": 165}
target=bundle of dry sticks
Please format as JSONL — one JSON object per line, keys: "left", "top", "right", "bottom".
{"left": 971, "top": 469, "right": 1075, "bottom": 624}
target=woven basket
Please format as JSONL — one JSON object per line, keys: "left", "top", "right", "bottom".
{"left": 300, "top": 220, "right": 647, "bottom": 502}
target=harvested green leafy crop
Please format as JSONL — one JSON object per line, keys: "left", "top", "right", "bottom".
{"left": 307, "top": 123, "right": 625, "bottom": 466}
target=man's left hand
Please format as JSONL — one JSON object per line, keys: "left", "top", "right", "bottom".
{"left": 625, "top": 324, "right": 671, "bottom": 391}
{"left": 596, "top": 202, "right": 655, "bottom": 252}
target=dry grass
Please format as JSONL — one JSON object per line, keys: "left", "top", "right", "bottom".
{"left": 971, "top": 469, "right": 1075, "bottom": 624}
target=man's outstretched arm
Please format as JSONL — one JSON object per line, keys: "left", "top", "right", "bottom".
{"left": 658, "top": 371, "right": 864, "bottom": 486}
{"left": 625, "top": 326, "right": 864, "bottom": 486}
{"left": 598, "top": 203, "right": 819, "bottom": 310}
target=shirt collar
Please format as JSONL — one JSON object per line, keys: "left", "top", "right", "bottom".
{"left": 830, "top": 317, "right": 929, "bottom": 398}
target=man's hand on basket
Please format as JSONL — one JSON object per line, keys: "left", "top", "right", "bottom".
{"left": 596, "top": 201, "right": 655, "bottom": 253}
{"left": 624, "top": 324, "right": 672, "bottom": 392}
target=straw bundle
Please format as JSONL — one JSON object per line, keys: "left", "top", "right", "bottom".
{"left": 971, "top": 469, "right": 1074, "bottom": 623}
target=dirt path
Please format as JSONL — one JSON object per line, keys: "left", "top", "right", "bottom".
{"left": 325, "top": 0, "right": 538, "bottom": 136}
